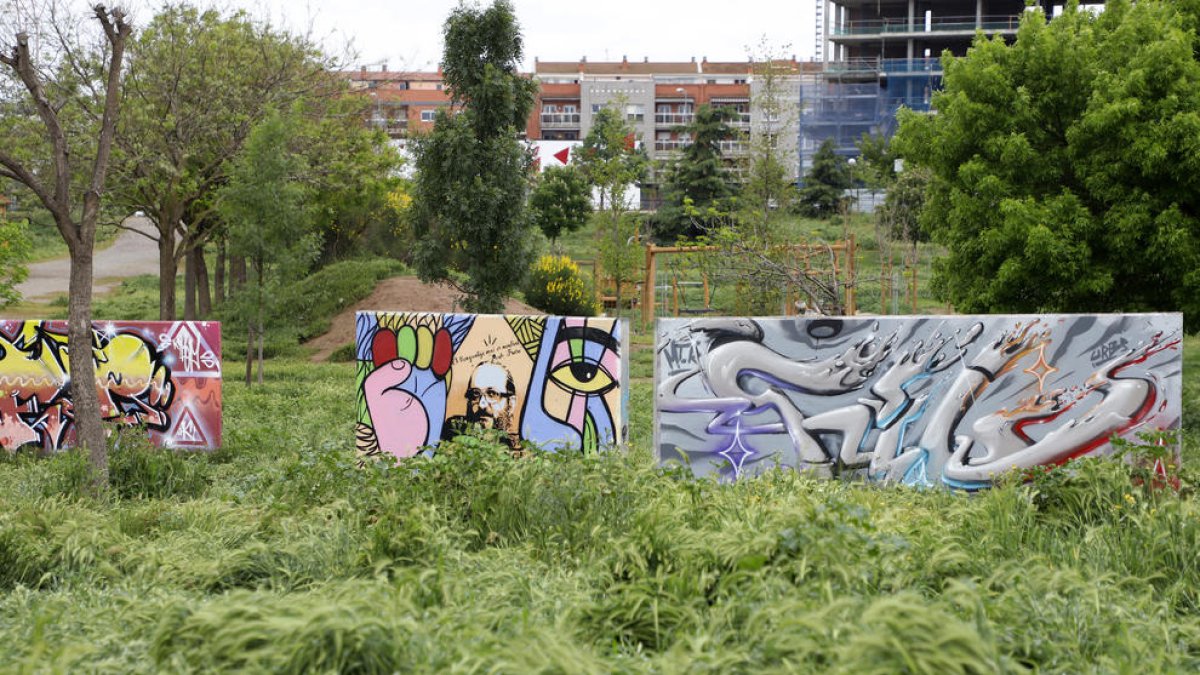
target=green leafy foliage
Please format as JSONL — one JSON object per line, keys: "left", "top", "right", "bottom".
{"left": 410, "top": 1, "right": 540, "bottom": 313}
{"left": 577, "top": 105, "right": 648, "bottom": 214}
{"left": 795, "top": 138, "right": 853, "bottom": 218}
{"left": 654, "top": 104, "right": 739, "bottom": 241}
{"left": 577, "top": 107, "right": 647, "bottom": 316}
{"left": 522, "top": 254, "right": 599, "bottom": 316}
{"left": 894, "top": 1, "right": 1200, "bottom": 329}
{"left": 114, "top": 4, "right": 340, "bottom": 318}
{"left": 529, "top": 165, "right": 592, "bottom": 243}
{"left": 879, "top": 165, "right": 931, "bottom": 246}
{"left": 219, "top": 110, "right": 318, "bottom": 379}
{"left": 0, "top": 217, "right": 31, "bottom": 307}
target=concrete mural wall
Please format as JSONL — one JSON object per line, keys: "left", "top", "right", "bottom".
{"left": 656, "top": 314, "right": 1181, "bottom": 487}
{"left": 0, "top": 320, "right": 222, "bottom": 451}
{"left": 356, "top": 312, "right": 627, "bottom": 459}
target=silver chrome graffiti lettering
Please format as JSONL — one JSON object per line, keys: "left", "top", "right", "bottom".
{"left": 656, "top": 315, "right": 1181, "bottom": 488}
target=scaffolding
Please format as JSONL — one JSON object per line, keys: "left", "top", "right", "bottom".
{"left": 798, "top": 58, "right": 941, "bottom": 173}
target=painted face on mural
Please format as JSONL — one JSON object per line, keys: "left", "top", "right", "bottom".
{"left": 466, "top": 362, "right": 517, "bottom": 432}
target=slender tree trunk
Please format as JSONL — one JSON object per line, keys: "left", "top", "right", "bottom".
{"left": 159, "top": 227, "right": 177, "bottom": 320}
{"left": 214, "top": 239, "right": 226, "bottom": 304}
{"left": 231, "top": 255, "right": 247, "bottom": 291}
{"left": 183, "top": 244, "right": 197, "bottom": 320}
{"left": 257, "top": 316, "right": 265, "bottom": 386}
{"left": 245, "top": 323, "right": 254, "bottom": 386}
{"left": 195, "top": 246, "right": 211, "bottom": 318}
{"left": 67, "top": 242, "right": 106, "bottom": 487}
{"left": 256, "top": 261, "right": 265, "bottom": 385}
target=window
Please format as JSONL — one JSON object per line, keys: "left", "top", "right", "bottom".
{"left": 420, "top": 109, "right": 436, "bottom": 122}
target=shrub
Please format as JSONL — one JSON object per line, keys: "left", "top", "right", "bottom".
{"left": 522, "top": 255, "right": 599, "bottom": 317}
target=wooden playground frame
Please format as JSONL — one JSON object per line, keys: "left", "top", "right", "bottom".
{"left": 640, "top": 238, "right": 858, "bottom": 326}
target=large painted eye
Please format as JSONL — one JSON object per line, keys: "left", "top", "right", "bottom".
{"left": 550, "top": 360, "right": 615, "bottom": 395}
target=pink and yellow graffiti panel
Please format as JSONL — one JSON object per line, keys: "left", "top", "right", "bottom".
{"left": 356, "top": 312, "right": 627, "bottom": 459}
{"left": 0, "top": 320, "right": 221, "bottom": 451}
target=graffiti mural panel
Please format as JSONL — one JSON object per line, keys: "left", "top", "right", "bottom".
{"left": 656, "top": 314, "right": 1181, "bottom": 487}
{"left": 356, "top": 312, "right": 628, "bottom": 459}
{"left": 0, "top": 320, "right": 222, "bottom": 451}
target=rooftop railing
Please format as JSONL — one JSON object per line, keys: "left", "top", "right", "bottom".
{"left": 831, "top": 14, "right": 1021, "bottom": 36}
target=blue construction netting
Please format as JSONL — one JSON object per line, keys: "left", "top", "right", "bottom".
{"left": 798, "top": 58, "right": 941, "bottom": 177}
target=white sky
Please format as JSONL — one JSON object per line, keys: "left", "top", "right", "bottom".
{"left": 231, "top": 0, "right": 819, "bottom": 71}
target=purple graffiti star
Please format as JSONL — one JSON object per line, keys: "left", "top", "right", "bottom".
{"left": 717, "top": 419, "right": 756, "bottom": 478}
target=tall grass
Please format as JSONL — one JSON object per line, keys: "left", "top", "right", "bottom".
{"left": 1, "top": 351, "right": 1199, "bottom": 671}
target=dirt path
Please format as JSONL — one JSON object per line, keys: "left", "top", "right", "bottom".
{"left": 17, "top": 215, "right": 160, "bottom": 301}
{"left": 304, "top": 276, "right": 540, "bottom": 361}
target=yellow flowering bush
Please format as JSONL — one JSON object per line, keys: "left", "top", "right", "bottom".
{"left": 524, "top": 255, "right": 600, "bottom": 317}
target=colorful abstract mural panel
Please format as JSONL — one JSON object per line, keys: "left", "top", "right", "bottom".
{"left": 655, "top": 314, "right": 1181, "bottom": 487}
{"left": 356, "top": 312, "right": 627, "bottom": 459}
{"left": 0, "top": 320, "right": 221, "bottom": 451}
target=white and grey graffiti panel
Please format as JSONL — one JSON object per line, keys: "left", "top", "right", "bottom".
{"left": 655, "top": 314, "right": 1182, "bottom": 488}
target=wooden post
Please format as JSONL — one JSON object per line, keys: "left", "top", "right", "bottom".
{"left": 642, "top": 245, "right": 656, "bottom": 328}
{"left": 847, "top": 234, "right": 857, "bottom": 315}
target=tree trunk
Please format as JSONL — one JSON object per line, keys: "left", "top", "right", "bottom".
{"left": 67, "top": 243, "right": 106, "bottom": 488}
{"left": 214, "top": 239, "right": 226, "bottom": 304}
{"left": 256, "top": 261, "right": 265, "bottom": 385}
{"left": 159, "top": 227, "right": 177, "bottom": 320}
{"left": 195, "top": 246, "right": 211, "bottom": 318}
{"left": 257, "top": 316, "right": 265, "bottom": 386}
{"left": 245, "top": 323, "right": 254, "bottom": 386}
{"left": 231, "top": 255, "right": 247, "bottom": 291}
{"left": 183, "top": 244, "right": 197, "bottom": 320}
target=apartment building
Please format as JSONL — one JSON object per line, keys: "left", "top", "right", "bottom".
{"left": 531, "top": 57, "right": 817, "bottom": 205}
{"left": 345, "top": 65, "right": 452, "bottom": 140}
{"left": 805, "top": 0, "right": 1047, "bottom": 170}
{"left": 345, "top": 58, "right": 817, "bottom": 201}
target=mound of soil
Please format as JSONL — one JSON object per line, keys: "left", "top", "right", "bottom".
{"left": 304, "top": 276, "right": 539, "bottom": 361}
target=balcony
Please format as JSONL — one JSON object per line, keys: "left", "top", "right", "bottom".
{"left": 654, "top": 112, "right": 694, "bottom": 126}
{"left": 718, "top": 140, "right": 748, "bottom": 155}
{"left": 540, "top": 112, "right": 581, "bottom": 128}
{"left": 654, "top": 139, "right": 690, "bottom": 152}
{"left": 831, "top": 14, "right": 1021, "bottom": 37}
{"left": 368, "top": 117, "right": 408, "bottom": 136}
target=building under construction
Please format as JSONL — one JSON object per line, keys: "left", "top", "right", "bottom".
{"left": 803, "top": 0, "right": 1052, "bottom": 171}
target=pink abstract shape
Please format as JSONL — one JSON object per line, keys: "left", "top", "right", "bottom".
{"left": 364, "top": 359, "right": 429, "bottom": 459}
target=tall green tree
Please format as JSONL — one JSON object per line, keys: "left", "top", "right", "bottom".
{"left": 218, "top": 110, "right": 317, "bottom": 385}
{"left": 655, "top": 104, "right": 737, "bottom": 241}
{"left": 894, "top": 0, "right": 1200, "bottom": 328}
{"left": 529, "top": 165, "right": 592, "bottom": 246}
{"left": 410, "top": 0, "right": 539, "bottom": 312}
{"left": 112, "top": 4, "right": 334, "bottom": 321}
{"left": 854, "top": 132, "right": 896, "bottom": 191}
{"left": 0, "top": 5, "right": 131, "bottom": 488}
{"left": 795, "top": 138, "right": 852, "bottom": 218}
{"left": 742, "top": 44, "right": 800, "bottom": 235}
{"left": 577, "top": 104, "right": 647, "bottom": 316}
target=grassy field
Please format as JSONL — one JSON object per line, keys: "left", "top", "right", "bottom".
{"left": 1, "top": 223, "right": 1196, "bottom": 671}
{"left": 0, "top": 335, "right": 1198, "bottom": 672}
